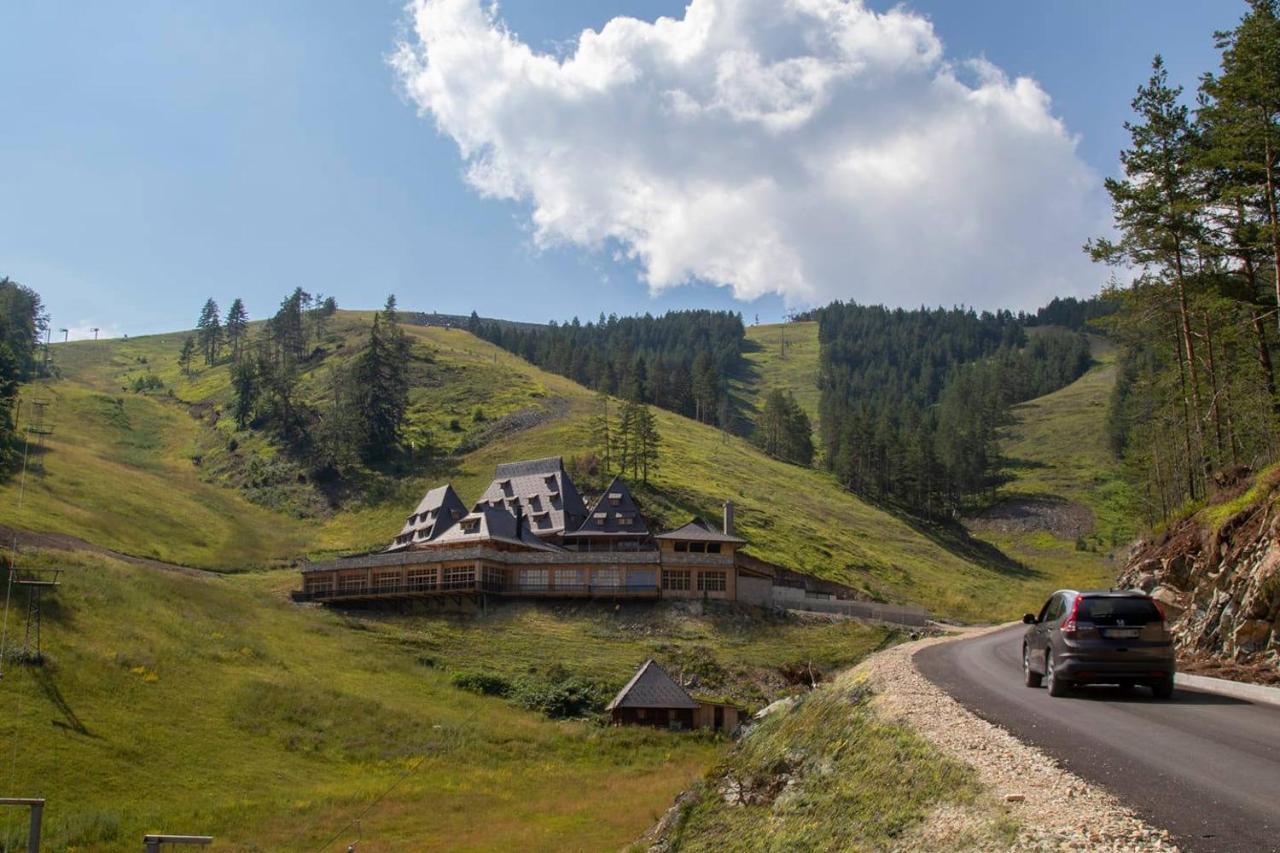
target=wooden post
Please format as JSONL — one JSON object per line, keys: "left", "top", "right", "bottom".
{"left": 0, "top": 799, "right": 45, "bottom": 853}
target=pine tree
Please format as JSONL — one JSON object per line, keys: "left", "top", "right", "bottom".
{"left": 1201, "top": 1, "right": 1280, "bottom": 331}
{"left": 230, "top": 359, "right": 258, "bottom": 429}
{"left": 588, "top": 391, "right": 612, "bottom": 471}
{"left": 178, "top": 336, "right": 196, "bottom": 376}
{"left": 196, "top": 298, "right": 223, "bottom": 365}
{"left": 634, "top": 403, "right": 661, "bottom": 483}
{"left": 225, "top": 298, "right": 249, "bottom": 362}
{"left": 1088, "top": 56, "right": 1210, "bottom": 492}
{"left": 353, "top": 296, "right": 412, "bottom": 459}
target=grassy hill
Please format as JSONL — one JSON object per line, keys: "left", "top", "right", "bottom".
{"left": 966, "top": 335, "right": 1137, "bottom": 600}
{"left": 0, "top": 310, "right": 1067, "bottom": 620}
{"left": 1, "top": 546, "right": 901, "bottom": 850}
{"left": 735, "top": 321, "right": 822, "bottom": 431}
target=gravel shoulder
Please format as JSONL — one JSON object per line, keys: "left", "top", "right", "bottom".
{"left": 855, "top": 626, "right": 1177, "bottom": 851}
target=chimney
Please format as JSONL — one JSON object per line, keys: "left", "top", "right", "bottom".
{"left": 722, "top": 500, "right": 735, "bottom": 536}
{"left": 514, "top": 501, "right": 525, "bottom": 536}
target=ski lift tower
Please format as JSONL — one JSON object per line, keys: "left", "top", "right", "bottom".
{"left": 12, "top": 568, "right": 61, "bottom": 663}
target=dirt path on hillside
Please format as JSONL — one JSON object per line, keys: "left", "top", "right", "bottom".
{"left": 0, "top": 524, "right": 219, "bottom": 578}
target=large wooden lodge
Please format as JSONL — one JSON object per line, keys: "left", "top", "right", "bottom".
{"left": 296, "top": 456, "right": 774, "bottom": 605}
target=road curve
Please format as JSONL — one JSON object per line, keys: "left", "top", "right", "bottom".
{"left": 916, "top": 625, "right": 1280, "bottom": 853}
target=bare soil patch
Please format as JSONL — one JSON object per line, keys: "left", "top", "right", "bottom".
{"left": 968, "top": 496, "right": 1095, "bottom": 540}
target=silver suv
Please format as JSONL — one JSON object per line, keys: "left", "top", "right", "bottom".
{"left": 1022, "top": 590, "right": 1175, "bottom": 699}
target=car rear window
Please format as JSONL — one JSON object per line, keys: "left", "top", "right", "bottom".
{"left": 1078, "top": 596, "right": 1161, "bottom": 625}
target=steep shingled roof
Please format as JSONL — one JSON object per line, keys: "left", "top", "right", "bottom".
{"left": 605, "top": 659, "right": 698, "bottom": 710}
{"left": 571, "top": 475, "right": 651, "bottom": 538}
{"left": 386, "top": 484, "right": 468, "bottom": 551}
{"left": 432, "top": 506, "right": 565, "bottom": 552}
{"left": 654, "top": 517, "right": 746, "bottom": 544}
{"left": 475, "top": 456, "right": 587, "bottom": 539}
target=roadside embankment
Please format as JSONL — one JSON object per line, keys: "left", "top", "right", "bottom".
{"left": 644, "top": 628, "right": 1176, "bottom": 852}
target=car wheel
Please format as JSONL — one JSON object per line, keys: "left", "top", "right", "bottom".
{"left": 1046, "top": 651, "right": 1069, "bottom": 697}
{"left": 1023, "top": 645, "right": 1042, "bottom": 688}
{"left": 1151, "top": 678, "right": 1174, "bottom": 700}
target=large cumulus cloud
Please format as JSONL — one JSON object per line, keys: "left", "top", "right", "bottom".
{"left": 393, "top": 0, "right": 1106, "bottom": 309}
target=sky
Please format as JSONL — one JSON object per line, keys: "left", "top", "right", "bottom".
{"left": 0, "top": 1, "right": 1242, "bottom": 340}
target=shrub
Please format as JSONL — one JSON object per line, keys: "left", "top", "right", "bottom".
{"left": 130, "top": 374, "right": 164, "bottom": 393}
{"left": 451, "top": 671, "right": 511, "bottom": 697}
{"left": 448, "top": 418, "right": 463, "bottom": 432}
{"left": 473, "top": 407, "right": 487, "bottom": 423}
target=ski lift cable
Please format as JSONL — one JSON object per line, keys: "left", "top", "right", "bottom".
{"left": 314, "top": 754, "right": 427, "bottom": 852}
{"left": 1, "top": 395, "right": 38, "bottom": 791}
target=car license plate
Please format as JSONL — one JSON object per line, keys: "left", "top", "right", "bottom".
{"left": 1105, "top": 628, "right": 1140, "bottom": 639}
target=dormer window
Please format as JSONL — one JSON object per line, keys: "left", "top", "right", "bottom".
{"left": 451, "top": 509, "right": 462, "bottom": 519}
{"left": 462, "top": 519, "right": 480, "bottom": 534}
{"left": 618, "top": 515, "right": 633, "bottom": 526}
{"left": 608, "top": 493, "right": 622, "bottom": 506}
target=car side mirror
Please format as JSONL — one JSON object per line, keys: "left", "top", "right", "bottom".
{"left": 1021, "top": 613, "right": 1036, "bottom": 625}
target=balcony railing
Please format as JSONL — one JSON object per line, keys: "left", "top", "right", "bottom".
{"left": 292, "top": 580, "right": 662, "bottom": 602}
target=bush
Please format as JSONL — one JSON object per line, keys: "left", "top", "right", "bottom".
{"left": 472, "top": 407, "right": 487, "bottom": 423}
{"left": 130, "top": 374, "right": 164, "bottom": 393}
{"left": 451, "top": 671, "right": 511, "bottom": 697}
{"left": 448, "top": 418, "right": 463, "bottom": 432}
{"left": 510, "top": 673, "right": 607, "bottom": 718}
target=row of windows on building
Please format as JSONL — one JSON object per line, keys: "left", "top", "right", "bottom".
{"left": 305, "top": 566, "right": 728, "bottom": 595}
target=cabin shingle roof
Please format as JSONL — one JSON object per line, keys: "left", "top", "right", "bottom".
{"left": 606, "top": 659, "right": 698, "bottom": 710}
{"left": 432, "top": 506, "right": 565, "bottom": 551}
{"left": 387, "top": 483, "right": 468, "bottom": 551}
{"left": 570, "top": 475, "right": 650, "bottom": 538}
{"left": 654, "top": 517, "right": 746, "bottom": 544}
{"left": 476, "top": 456, "right": 587, "bottom": 538}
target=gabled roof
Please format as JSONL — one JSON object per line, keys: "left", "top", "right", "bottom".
{"left": 432, "top": 506, "right": 565, "bottom": 552}
{"left": 606, "top": 659, "right": 698, "bottom": 711}
{"left": 571, "top": 475, "right": 651, "bottom": 538}
{"left": 475, "top": 456, "right": 587, "bottom": 539}
{"left": 386, "top": 484, "right": 468, "bottom": 551}
{"left": 654, "top": 517, "right": 746, "bottom": 544}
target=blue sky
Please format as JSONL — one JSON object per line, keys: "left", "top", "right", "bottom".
{"left": 0, "top": 1, "right": 1240, "bottom": 339}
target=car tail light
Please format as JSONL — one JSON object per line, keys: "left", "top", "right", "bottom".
{"left": 1152, "top": 599, "right": 1166, "bottom": 622}
{"left": 1061, "top": 595, "right": 1082, "bottom": 638}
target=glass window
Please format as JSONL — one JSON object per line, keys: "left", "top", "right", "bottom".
{"left": 1079, "top": 596, "right": 1161, "bottom": 625}
{"left": 661, "top": 569, "right": 691, "bottom": 591}
{"left": 594, "top": 567, "right": 623, "bottom": 588}
{"left": 698, "top": 571, "right": 726, "bottom": 592}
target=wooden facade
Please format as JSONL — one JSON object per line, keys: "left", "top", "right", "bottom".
{"left": 296, "top": 458, "right": 767, "bottom": 606}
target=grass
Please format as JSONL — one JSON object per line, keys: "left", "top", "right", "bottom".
{"left": 963, "top": 335, "right": 1140, "bottom": 613}
{"left": 0, "top": 311, "right": 1066, "bottom": 620}
{"left": 736, "top": 321, "right": 822, "bottom": 431}
{"left": 664, "top": 669, "right": 1017, "bottom": 851}
{"left": 0, "top": 548, "right": 903, "bottom": 850}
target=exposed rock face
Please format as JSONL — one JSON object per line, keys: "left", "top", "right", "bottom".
{"left": 1118, "top": 486, "right": 1280, "bottom": 669}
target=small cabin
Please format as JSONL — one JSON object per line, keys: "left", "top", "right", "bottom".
{"left": 606, "top": 659, "right": 740, "bottom": 732}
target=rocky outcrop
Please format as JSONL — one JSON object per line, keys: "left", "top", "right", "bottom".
{"left": 1119, "top": 477, "right": 1280, "bottom": 668}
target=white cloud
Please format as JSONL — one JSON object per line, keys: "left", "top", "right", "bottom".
{"left": 393, "top": 0, "right": 1107, "bottom": 309}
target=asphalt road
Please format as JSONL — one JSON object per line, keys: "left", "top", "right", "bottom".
{"left": 916, "top": 625, "right": 1280, "bottom": 852}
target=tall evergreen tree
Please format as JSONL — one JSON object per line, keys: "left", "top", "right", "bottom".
{"left": 178, "top": 336, "right": 196, "bottom": 376}
{"left": 225, "top": 298, "right": 249, "bottom": 362}
{"left": 196, "top": 298, "right": 223, "bottom": 365}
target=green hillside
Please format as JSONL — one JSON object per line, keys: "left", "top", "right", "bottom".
{"left": 966, "top": 335, "right": 1137, "bottom": 598}
{"left": 736, "top": 321, "right": 822, "bottom": 429}
{"left": 1, "top": 311, "right": 1062, "bottom": 619}
{"left": 0, "top": 546, "right": 901, "bottom": 850}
